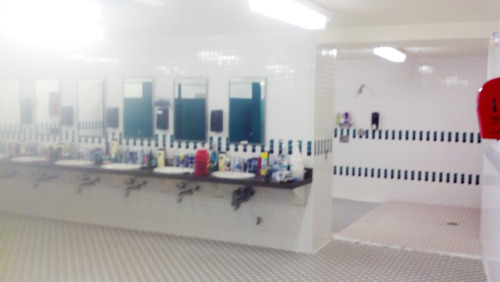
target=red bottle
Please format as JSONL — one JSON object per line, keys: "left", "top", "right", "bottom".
{"left": 195, "top": 149, "right": 209, "bottom": 176}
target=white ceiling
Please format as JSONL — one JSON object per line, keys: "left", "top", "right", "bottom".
{"left": 97, "top": 0, "right": 500, "bottom": 58}
{"left": 100, "top": 0, "right": 500, "bottom": 36}
{"left": 316, "top": 0, "right": 500, "bottom": 28}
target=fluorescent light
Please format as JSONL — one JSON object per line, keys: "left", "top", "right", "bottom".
{"left": 373, "top": 47, "right": 406, "bottom": 63}
{"left": 249, "top": 0, "right": 330, "bottom": 30}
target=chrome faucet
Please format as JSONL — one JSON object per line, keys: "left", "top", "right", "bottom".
{"left": 76, "top": 173, "right": 100, "bottom": 193}
{"left": 124, "top": 177, "right": 147, "bottom": 197}
{"left": 33, "top": 170, "right": 58, "bottom": 188}
{"left": 176, "top": 182, "right": 200, "bottom": 203}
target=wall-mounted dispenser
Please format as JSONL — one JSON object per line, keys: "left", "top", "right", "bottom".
{"left": 371, "top": 112, "right": 379, "bottom": 130}
{"left": 60, "top": 106, "right": 74, "bottom": 126}
{"left": 106, "top": 108, "right": 119, "bottom": 128}
{"left": 210, "top": 110, "right": 223, "bottom": 132}
{"left": 156, "top": 108, "right": 169, "bottom": 130}
{"left": 477, "top": 77, "right": 500, "bottom": 139}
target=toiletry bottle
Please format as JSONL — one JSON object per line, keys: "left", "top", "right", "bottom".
{"left": 194, "top": 149, "right": 209, "bottom": 176}
{"left": 260, "top": 152, "right": 268, "bottom": 176}
{"left": 280, "top": 153, "right": 289, "bottom": 171}
{"left": 209, "top": 146, "right": 218, "bottom": 173}
{"left": 218, "top": 153, "right": 226, "bottom": 171}
{"left": 149, "top": 150, "right": 156, "bottom": 168}
{"left": 157, "top": 149, "right": 165, "bottom": 167}
{"left": 111, "top": 140, "right": 118, "bottom": 161}
{"left": 225, "top": 155, "right": 231, "bottom": 171}
{"left": 290, "top": 141, "right": 305, "bottom": 181}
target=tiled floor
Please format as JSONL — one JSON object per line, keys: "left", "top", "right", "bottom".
{"left": 335, "top": 201, "right": 482, "bottom": 257}
{"left": 331, "top": 198, "right": 380, "bottom": 232}
{"left": 0, "top": 212, "right": 486, "bottom": 282}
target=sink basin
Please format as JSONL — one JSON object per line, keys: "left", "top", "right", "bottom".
{"left": 11, "top": 156, "right": 50, "bottom": 162}
{"left": 54, "top": 160, "right": 95, "bottom": 167}
{"left": 211, "top": 171, "right": 255, "bottom": 179}
{"left": 101, "top": 163, "right": 141, "bottom": 170}
{"left": 154, "top": 167, "right": 193, "bottom": 175}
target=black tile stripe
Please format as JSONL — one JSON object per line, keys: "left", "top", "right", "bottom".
{"left": 334, "top": 128, "right": 481, "bottom": 144}
{"left": 333, "top": 165, "right": 480, "bottom": 186}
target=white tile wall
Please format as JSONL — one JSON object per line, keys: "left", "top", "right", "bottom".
{"left": 310, "top": 47, "right": 335, "bottom": 250}
{"left": 333, "top": 56, "right": 486, "bottom": 207}
{"left": 1, "top": 32, "right": 317, "bottom": 163}
{"left": 0, "top": 32, "right": 331, "bottom": 253}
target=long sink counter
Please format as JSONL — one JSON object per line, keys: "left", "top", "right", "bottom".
{"left": 0, "top": 159, "right": 313, "bottom": 189}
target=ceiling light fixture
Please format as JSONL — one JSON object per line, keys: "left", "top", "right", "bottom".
{"left": 373, "top": 47, "right": 406, "bottom": 63}
{"left": 248, "top": 0, "right": 330, "bottom": 30}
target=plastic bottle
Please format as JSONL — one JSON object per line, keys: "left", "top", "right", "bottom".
{"left": 157, "top": 149, "right": 165, "bottom": 167}
{"left": 194, "top": 149, "right": 209, "bottom": 176}
{"left": 290, "top": 141, "right": 305, "bottom": 181}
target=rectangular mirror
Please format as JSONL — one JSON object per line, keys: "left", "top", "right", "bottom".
{"left": 78, "top": 78, "right": 105, "bottom": 137}
{"left": 174, "top": 78, "right": 207, "bottom": 142}
{"left": 0, "top": 79, "right": 22, "bottom": 130}
{"left": 229, "top": 77, "right": 266, "bottom": 145}
{"left": 36, "top": 79, "right": 60, "bottom": 135}
{"left": 123, "top": 78, "right": 154, "bottom": 139}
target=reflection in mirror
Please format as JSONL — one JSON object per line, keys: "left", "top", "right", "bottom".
{"left": 229, "top": 78, "right": 266, "bottom": 144}
{"left": 0, "top": 79, "right": 22, "bottom": 131}
{"left": 123, "top": 78, "right": 154, "bottom": 139}
{"left": 78, "top": 79, "right": 105, "bottom": 137}
{"left": 36, "top": 79, "right": 60, "bottom": 135}
{"left": 174, "top": 78, "right": 207, "bottom": 142}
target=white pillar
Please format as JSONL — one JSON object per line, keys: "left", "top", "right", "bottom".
{"left": 481, "top": 26, "right": 500, "bottom": 282}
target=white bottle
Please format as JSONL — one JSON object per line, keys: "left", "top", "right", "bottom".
{"left": 290, "top": 141, "right": 305, "bottom": 181}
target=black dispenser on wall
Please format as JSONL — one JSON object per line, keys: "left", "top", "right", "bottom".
{"left": 156, "top": 108, "right": 169, "bottom": 130}
{"left": 210, "top": 110, "right": 223, "bottom": 132}
{"left": 371, "top": 112, "right": 379, "bottom": 130}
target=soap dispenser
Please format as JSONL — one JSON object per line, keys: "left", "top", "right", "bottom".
{"left": 290, "top": 141, "right": 305, "bottom": 181}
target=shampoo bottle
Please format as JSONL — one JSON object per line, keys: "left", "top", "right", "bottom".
{"left": 290, "top": 141, "right": 305, "bottom": 181}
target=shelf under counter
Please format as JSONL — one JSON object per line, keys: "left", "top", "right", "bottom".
{"left": 1, "top": 160, "right": 313, "bottom": 190}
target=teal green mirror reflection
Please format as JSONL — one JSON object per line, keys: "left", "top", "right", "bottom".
{"left": 229, "top": 78, "right": 266, "bottom": 145}
{"left": 174, "top": 78, "right": 207, "bottom": 142}
{"left": 36, "top": 79, "right": 61, "bottom": 135}
{"left": 123, "top": 78, "right": 154, "bottom": 139}
{"left": 0, "top": 79, "right": 23, "bottom": 130}
{"left": 78, "top": 78, "right": 105, "bottom": 137}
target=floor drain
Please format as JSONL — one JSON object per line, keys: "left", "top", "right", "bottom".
{"left": 447, "top": 222, "right": 459, "bottom": 226}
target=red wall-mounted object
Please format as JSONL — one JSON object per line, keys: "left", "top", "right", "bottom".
{"left": 477, "top": 77, "right": 500, "bottom": 140}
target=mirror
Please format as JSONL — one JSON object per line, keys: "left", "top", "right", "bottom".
{"left": 174, "top": 78, "right": 207, "bottom": 142}
{"left": 123, "top": 78, "right": 154, "bottom": 139}
{"left": 229, "top": 78, "right": 266, "bottom": 144}
{"left": 78, "top": 78, "right": 105, "bottom": 136}
{"left": 36, "top": 79, "right": 60, "bottom": 135}
{"left": 0, "top": 79, "right": 22, "bottom": 130}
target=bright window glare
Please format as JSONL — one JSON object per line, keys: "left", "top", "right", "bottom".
{"left": 249, "top": 0, "right": 328, "bottom": 30}
{"left": 0, "top": 0, "right": 104, "bottom": 48}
